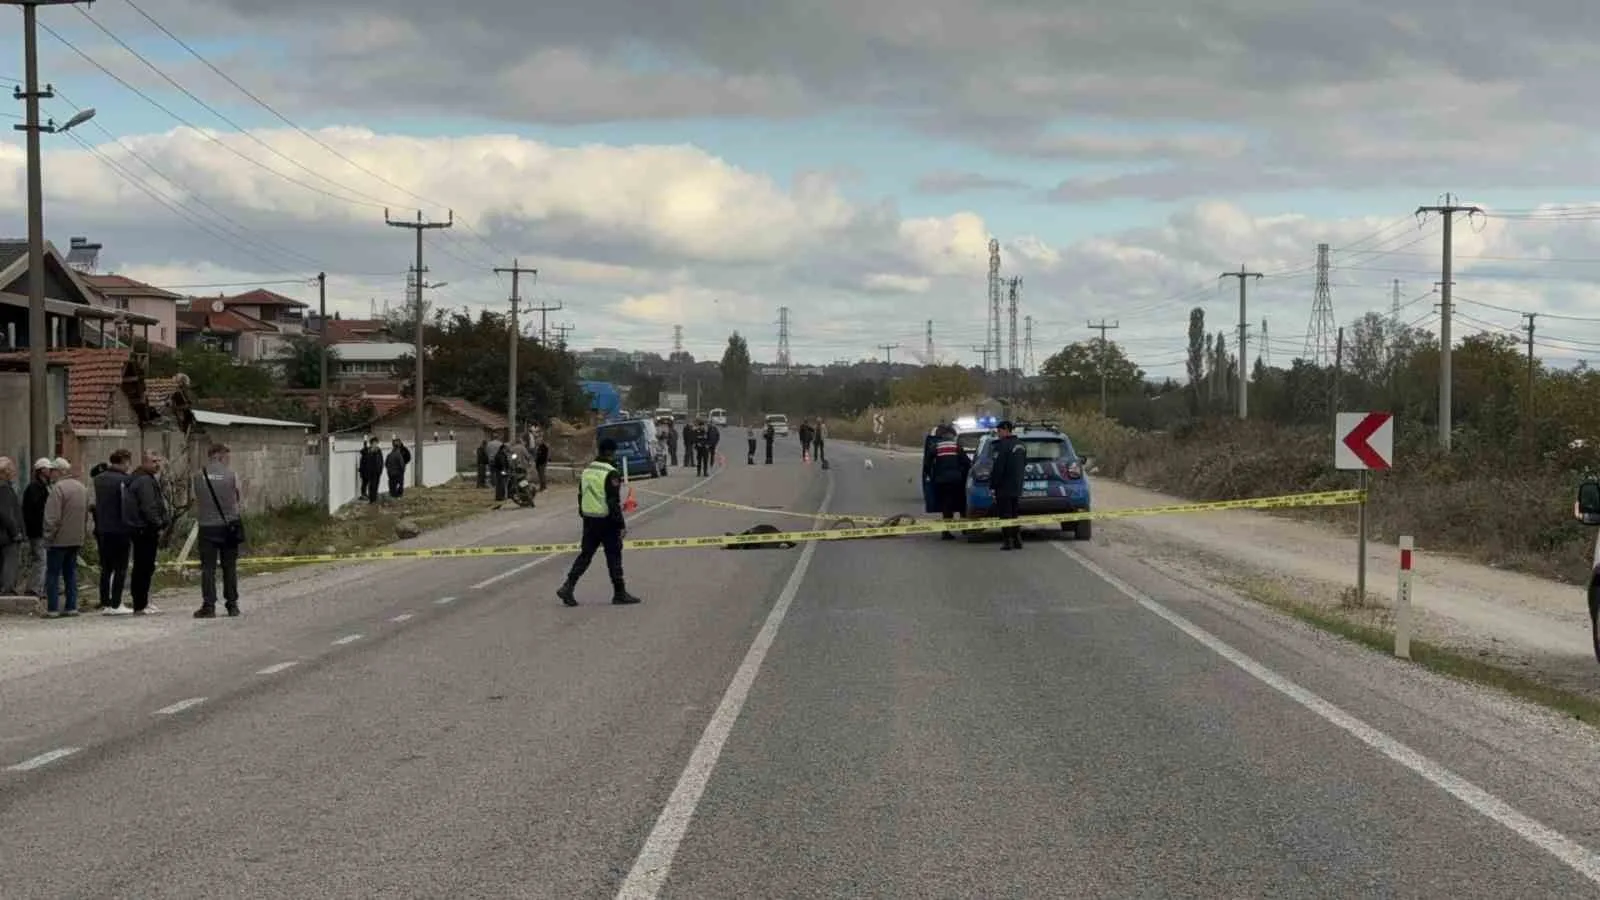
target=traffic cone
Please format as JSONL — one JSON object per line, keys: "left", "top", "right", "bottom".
{"left": 623, "top": 487, "right": 638, "bottom": 513}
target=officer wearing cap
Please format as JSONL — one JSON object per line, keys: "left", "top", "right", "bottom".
{"left": 556, "top": 437, "right": 642, "bottom": 606}
{"left": 988, "top": 420, "right": 1027, "bottom": 550}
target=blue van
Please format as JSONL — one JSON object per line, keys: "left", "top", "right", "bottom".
{"left": 596, "top": 418, "right": 668, "bottom": 478}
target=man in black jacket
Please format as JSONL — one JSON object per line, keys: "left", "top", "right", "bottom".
{"left": 124, "top": 451, "right": 170, "bottom": 614}
{"left": 0, "top": 456, "right": 22, "bottom": 594}
{"left": 359, "top": 438, "right": 384, "bottom": 503}
{"left": 23, "top": 457, "right": 53, "bottom": 598}
{"left": 91, "top": 449, "right": 134, "bottom": 613}
{"left": 923, "top": 426, "right": 971, "bottom": 540}
{"left": 988, "top": 420, "right": 1027, "bottom": 550}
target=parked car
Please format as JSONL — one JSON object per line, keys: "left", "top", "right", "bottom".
{"left": 764, "top": 413, "right": 789, "bottom": 436}
{"left": 963, "top": 421, "right": 1094, "bottom": 540}
{"left": 596, "top": 417, "right": 669, "bottom": 478}
{"left": 709, "top": 407, "right": 728, "bottom": 426}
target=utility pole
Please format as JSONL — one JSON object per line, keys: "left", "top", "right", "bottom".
{"left": 1523, "top": 312, "right": 1537, "bottom": 437}
{"left": 877, "top": 343, "right": 899, "bottom": 374}
{"left": 317, "top": 271, "right": 329, "bottom": 509}
{"left": 526, "top": 299, "right": 561, "bottom": 348}
{"left": 10, "top": 0, "right": 97, "bottom": 464}
{"left": 970, "top": 345, "right": 991, "bottom": 372}
{"left": 493, "top": 260, "right": 537, "bottom": 439}
{"left": 1219, "top": 265, "right": 1262, "bottom": 420}
{"left": 553, "top": 323, "right": 574, "bottom": 351}
{"left": 1332, "top": 326, "right": 1345, "bottom": 415}
{"left": 385, "top": 207, "right": 453, "bottom": 486}
{"left": 1087, "top": 319, "right": 1120, "bottom": 416}
{"left": 925, "top": 319, "right": 934, "bottom": 363}
{"left": 1415, "top": 194, "right": 1482, "bottom": 451}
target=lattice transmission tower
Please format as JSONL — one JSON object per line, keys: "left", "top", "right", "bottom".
{"left": 1260, "top": 318, "right": 1272, "bottom": 369}
{"left": 987, "top": 238, "right": 1002, "bottom": 375}
{"left": 1007, "top": 277, "right": 1020, "bottom": 379}
{"left": 776, "top": 306, "right": 791, "bottom": 368}
{"left": 925, "top": 320, "right": 934, "bottom": 363}
{"left": 672, "top": 324, "right": 683, "bottom": 357}
{"left": 1304, "top": 243, "right": 1337, "bottom": 366}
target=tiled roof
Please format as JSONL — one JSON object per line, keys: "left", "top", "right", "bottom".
{"left": 222, "top": 288, "right": 306, "bottom": 309}
{"left": 321, "top": 318, "right": 393, "bottom": 343}
{"left": 176, "top": 308, "right": 277, "bottom": 334}
{"left": 0, "top": 240, "right": 26, "bottom": 272}
{"left": 83, "top": 274, "right": 183, "bottom": 299}
{"left": 381, "top": 396, "right": 507, "bottom": 429}
{"left": 0, "top": 348, "right": 132, "bottom": 429}
{"left": 144, "top": 376, "right": 180, "bottom": 408}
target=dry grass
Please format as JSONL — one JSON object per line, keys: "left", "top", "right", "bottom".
{"left": 834, "top": 403, "right": 1594, "bottom": 583}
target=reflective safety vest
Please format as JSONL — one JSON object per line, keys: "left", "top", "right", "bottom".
{"left": 579, "top": 460, "right": 616, "bottom": 518}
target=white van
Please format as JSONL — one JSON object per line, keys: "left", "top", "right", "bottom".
{"left": 764, "top": 413, "right": 789, "bottom": 436}
{"left": 709, "top": 407, "right": 728, "bottom": 426}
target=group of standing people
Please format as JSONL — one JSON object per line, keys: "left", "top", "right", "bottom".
{"left": 476, "top": 428, "right": 548, "bottom": 501}
{"left": 357, "top": 437, "right": 412, "bottom": 503}
{"left": 798, "top": 419, "right": 827, "bottom": 463}
{"left": 922, "top": 419, "right": 1027, "bottom": 549}
{"left": 0, "top": 443, "right": 244, "bottom": 617}
{"left": 683, "top": 419, "right": 720, "bottom": 476}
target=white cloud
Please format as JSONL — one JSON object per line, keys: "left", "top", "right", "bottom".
{"left": 9, "top": 124, "right": 1600, "bottom": 372}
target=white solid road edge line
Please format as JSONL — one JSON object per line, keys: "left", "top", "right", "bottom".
{"left": 153, "top": 697, "right": 207, "bottom": 716}
{"left": 470, "top": 467, "right": 728, "bottom": 591}
{"left": 256, "top": 661, "right": 298, "bottom": 675}
{"left": 1055, "top": 543, "right": 1600, "bottom": 887}
{"left": 7, "top": 747, "right": 80, "bottom": 772}
{"left": 332, "top": 634, "right": 363, "bottom": 646}
{"left": 615, "top": 473, "right": 836, "bottom": 900}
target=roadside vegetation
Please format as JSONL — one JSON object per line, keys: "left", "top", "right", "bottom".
{"left": 828, "top": 305, "right": 1600, "bottom": 585}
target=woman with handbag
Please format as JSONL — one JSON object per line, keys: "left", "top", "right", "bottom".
{"left": 193, "top": 443, "right": 245, "bottom": 619}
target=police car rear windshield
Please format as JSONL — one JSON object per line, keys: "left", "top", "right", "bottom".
{"left": 598, "top": 421, "right": 646, "bottom": 443}
{"left": 1023, "top": 438, "right": 1072, "bottom": 460}
{"left": 956, "top": 432, "right": 985, "bottom": 453}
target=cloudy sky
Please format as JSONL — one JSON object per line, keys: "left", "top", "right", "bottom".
{"left": 5, "top": 1, "right": 1600, "bottom": 376}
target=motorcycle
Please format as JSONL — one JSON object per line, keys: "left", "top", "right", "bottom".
{"left": 507, "top": 452, "right": 537, "bottom": 508}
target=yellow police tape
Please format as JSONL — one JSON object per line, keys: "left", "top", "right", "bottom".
{"left": 166, "top": 489, "right": 1365, "bottom": 568}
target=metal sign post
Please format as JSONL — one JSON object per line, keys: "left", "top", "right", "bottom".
{"left": 1335, "top": 411, "right": 1394, "bottom": 605}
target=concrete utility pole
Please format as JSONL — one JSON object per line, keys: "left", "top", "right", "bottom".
{"left": 385, "top": 207, "right": 452, "bottom": 486}
{"left": 553, "top": 323, "right": 574, "bottom": 351}
{"left": 1087, "top": 319, "right": 1120, "bottom": 416}
{"left": 1523, "top": 312, "right": 1537, "bottom": 432}
{"left": 493, "top": 260, "right": 537, "bottom": 440}
{"left": 317, "top": 271, "right": 329, "bottom": 508}
{"left": 527, "top": 299, "right": 562, "bottom": 347}
{"left": 970, "top": 345, "right": 991, "bottom": 372}
{"left": 877, "top": 343, "right": 899, "bottom": 373}
{"left": 1219, "top": 266, "right": 1262, "bottom": 420}
{"left": 9, "top": 0, "right": 97, "bottom": 464}
{"left": 1415, "top": 195, "right": 1482, "bottom": 451}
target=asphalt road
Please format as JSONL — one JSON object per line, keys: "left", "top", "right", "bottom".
{"left": 5, "top": 437, "right": 1600, "bottom": 898}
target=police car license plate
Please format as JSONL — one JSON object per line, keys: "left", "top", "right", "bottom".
{"left": 1023, "top": 490, "right": 1048, "bottom": 498}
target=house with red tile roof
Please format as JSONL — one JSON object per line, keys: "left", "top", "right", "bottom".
{"left": 82, "top": 273, "right": 181, "bottom": 350}
{"left": 368, "top": 396, "right": 508, "bottom": 471}
{"left": 0, "top": 239, "right": 161, "bottom": 353}
{"left": 176, "top": 288, "right": 310, "bottom": 364}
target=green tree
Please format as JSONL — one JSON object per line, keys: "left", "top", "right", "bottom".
{"left": 889, "top": 364, "right": 983, "bottom": 405}
{"left": 1040, "top": 341, "right": 1144, "bottom": 406}
{"left": 275, "top": 335, "right": 341, "bottom": 390}
{"left": 1186, "top": 307, "right": 1206, "bottom": 413}
{"left": 171, "top": 346, "right": 277, "bottom": 398}
{"left": 628, "top": 374, "right": 664, "bottom": 410}
{"left": 393, "top": 307, "right": 587, "bottom": 422}
{"left": 719, "top": 332, "right": 752, "bottom": 413}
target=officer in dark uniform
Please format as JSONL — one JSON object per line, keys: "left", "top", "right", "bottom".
{"left": 763, "top": 423, "right": 776, "bottom": 464}
{"left": 556, "top": 438, "right": 641, "bottom": 606}
{"left": 989, "top": 420, "right": 1027, "bottom": 550}
{"left": 923, "top": 425, "right": 971, "bottom": 540}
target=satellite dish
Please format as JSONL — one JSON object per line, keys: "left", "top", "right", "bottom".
{"left": 211, "top": 299, "right": 225, "bottom": 313}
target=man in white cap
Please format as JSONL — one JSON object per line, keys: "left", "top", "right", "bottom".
{"left": 22, "top": 457, "right": 54, "bottom": 598}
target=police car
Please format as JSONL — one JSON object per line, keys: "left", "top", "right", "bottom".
{"left": 952, "top": 415, "right": 996, "bottom": 455}
{"left": 964, "top": 421, "right": 1094, "bottom": 540}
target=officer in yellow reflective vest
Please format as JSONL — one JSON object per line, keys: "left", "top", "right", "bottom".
{"left": 557, "top": 438, "right": 641, "bottom": 606}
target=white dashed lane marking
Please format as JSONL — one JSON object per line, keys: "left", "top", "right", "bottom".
{"left": 390, "top": 613, "right": 415, "bottom": 622}
{"left": 332, "top": 634, "right": 363, "bottom": 646}
{"left": 256, "top": 662, "right": 298, "bottom": 675}
{"left": 7, "top": 748, "right": 80, "bottom": 772}
{"left": 433, "top": 597, "right": 455, "bottom": 605}
{"left": 153, "top": 697, "right": 207, "bottom": 716}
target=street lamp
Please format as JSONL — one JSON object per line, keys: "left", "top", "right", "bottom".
{"left": 8, "top": 0, "right": 97, "bottom": 464}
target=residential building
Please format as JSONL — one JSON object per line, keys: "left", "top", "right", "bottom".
{"left": 0, "top": 238, "right": 161, "bottom": 354}
{"left": 368, "top": 396, "right": 507, "bottom": 471}
{"left": 82, "top": 273, "right": 181, "bottom": 349}
{"left": 176, "top": 288, "right": 309, "bottom": 364}
{"left": 330, "top": 340, "right": 413, "bottom": 392}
